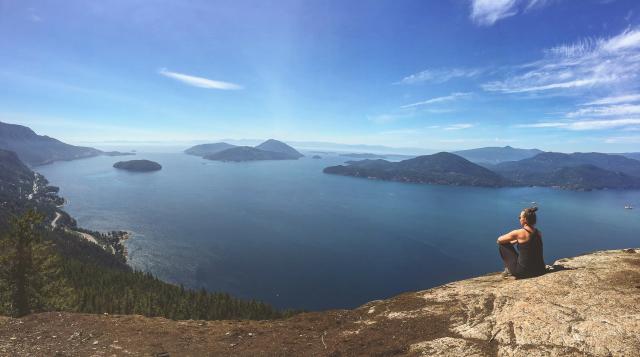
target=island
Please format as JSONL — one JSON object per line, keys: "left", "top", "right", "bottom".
{"left": 312, "top": 155, "right": 322, "bottom": 159}
{"left": 324, "top": 152, "right": 511, "bottom": 187}
{"left": 103, "top": 151, "right": 136, "bottom": 157}
{"left": 204, "top": 146, "right": 294, "bottom": 162}
{"left": 113, "top": 160, "right": 162, "bottom": 172}
{"left": 255, "top": 139, "right": 304, "bottom": 159}
{"left": 324, "top": 151, "right": 640, "bottom": 190}
{"left": 493, "top": 152, "right": 640, "bottom": 190}
{"left": 202, "top": 139, "right": 304, "bottom": 162}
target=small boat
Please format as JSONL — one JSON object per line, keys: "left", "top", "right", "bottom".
{"left": 624, "top": 205, "right": 633, "bottom": 209}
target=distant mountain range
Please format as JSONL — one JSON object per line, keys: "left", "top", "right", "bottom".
{"left": 185, "top": 139, "right": 304, "bottom": 162}
{"left": 492, "top": 152, "right": 640, "bottom": 190}
{"left": 2, "top": 121, "right": 639, "bottom": 190}
{"left": 0, "top": 121, "right": 132, "bottom": 166}
{"left": 184, "top": 142, "right": 237, "bottom": 156}
{"left": 324, "top": 151, "right": 640, "bottom": 190}
{"left": 339, "top": 153, "right": 388, "bottom": 159}
{"left": 494, "top": 152, "right": 640, "bottom": 177}
{"left": 324, "top": 152, "right": 511, "bottom": 187}
{"left": 621, "top": 152, "right": 640, "bottom": 161}
{"left": 518, "top": 164, "right": 640, "bottom": 190}
{"left": 453, "top": 146, "right": 543, "bottom": 165}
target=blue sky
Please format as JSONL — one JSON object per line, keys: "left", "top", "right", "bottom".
{"left": 1, "top": 0, "right": 640, "bottom": 152}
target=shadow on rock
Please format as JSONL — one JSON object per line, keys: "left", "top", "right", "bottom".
{"left": 544, "top": 264, "right": 575, "bottom": 274}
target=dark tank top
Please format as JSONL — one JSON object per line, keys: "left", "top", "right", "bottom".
{"left": 516, "top": 228, "right": 545, "bottom": 277}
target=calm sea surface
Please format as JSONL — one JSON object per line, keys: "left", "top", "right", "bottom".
{"left": 36, "top": 152, "right": 640, "bottom": 310}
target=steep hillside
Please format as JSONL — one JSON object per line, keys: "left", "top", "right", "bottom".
{"left": 1, "top": 249, "right": 638, "bottom": 356}
{"left": 570, "top": 152, "right": 640, "bottom": 177}
{"left": 0, "top": 121, "right": 101, "bottom": 166}
{"left": 0, "top": 152, "right": 288, "bottom": 322}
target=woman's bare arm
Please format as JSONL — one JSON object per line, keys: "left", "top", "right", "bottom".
{"left": 497, "top": 229, "right": 521, "bottom": 244}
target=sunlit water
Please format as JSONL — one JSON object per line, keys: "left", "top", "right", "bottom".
{"left": 36, "top": 152, "right": 640, "bottom": 310}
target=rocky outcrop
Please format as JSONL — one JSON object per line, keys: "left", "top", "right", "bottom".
{"left": 1, "top": 249, "right": 638, "bottom": 356}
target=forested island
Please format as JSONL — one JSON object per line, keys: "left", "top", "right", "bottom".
{"left": 324, "top": 152, "right": 512, "bottom": 187}
{"left": 324, "top": 149, "right": 640, "bottom": 190}
{"left": 113, "top": 160, "right": 162, "bottom": 172}
{"left": 185, "top": 139, "right": 304, "bottom": 162}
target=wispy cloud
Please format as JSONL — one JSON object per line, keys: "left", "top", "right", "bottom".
{"left": 444, "top": 123, "right": 475, "bottom": 130}
{"left": 469, "top": 0, "right": 558, "bottom": 26}
{"left": 583, "top": 93, "right": 640, "bottom": 106}
{"left": 159, "top": 68, "right": 242, "bottom": 90}
{"left": 516, "top": 122, "right": 568, "bottom": 128}
{"left": 396, "top": 68, "right": 482, "bottom": 85}
{"left": 400, "top": 92, "right": 471, "bottom": 109}
{"left": 367, "top": 113, "right": 410, "bottom": 124}
{"left": 470, "top": 0, "right": 518, "bottom": 26}
{"left": 438, "top": 137, "right": 516, "bottom": 144}
{"left": 483, "top": 27, "right": 640, "bottom": 94}
{"left": 517, "top": 118, "right": 640, "bottom": 130}
{"left": 604, "top": 135, "right": 640, "bottom": 144}
{"left": 524, "top": 0, "right": 555, "bottom": 11}
{"left": 566, "top": 104, "right": 640, "bottom": 118}
{"left": 27, "top": 7, "right": 42, "bottom": 22}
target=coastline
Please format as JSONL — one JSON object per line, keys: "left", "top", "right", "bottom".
{"left": 50, "top": 205, "right": 131, "bottom": 263}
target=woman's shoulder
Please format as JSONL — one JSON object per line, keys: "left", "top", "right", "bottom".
{"left": 514, "top": 228, "right": 529, "bottom": 238}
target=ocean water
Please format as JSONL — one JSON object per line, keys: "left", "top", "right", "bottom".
{"left": 36, "top": 152, "right": 640, "bottom": 310}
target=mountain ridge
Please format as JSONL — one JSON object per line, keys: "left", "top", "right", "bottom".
{"left": 0, "top": 121, "right": 131, "bottom": 166}
{"left": 493, "top": 152, "right": 640, "bottom": 189}
{"left": 453, "top": 145, "right": 543, "bottom": 165}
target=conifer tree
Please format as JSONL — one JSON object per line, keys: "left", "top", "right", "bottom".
{"left": 0, "top": 210, "right": 69, "bottom": 317}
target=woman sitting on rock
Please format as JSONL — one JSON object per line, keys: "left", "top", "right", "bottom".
{"left": 497, "top": 207, "right": 546, "bottom": 278}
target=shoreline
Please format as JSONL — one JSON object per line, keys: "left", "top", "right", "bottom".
{"left": 50, "top": 207, "right": 131, "bottom": 263}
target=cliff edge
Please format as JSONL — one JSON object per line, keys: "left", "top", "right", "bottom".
{"left": 1, "top": 248, "right": 639, "bottom": 356}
